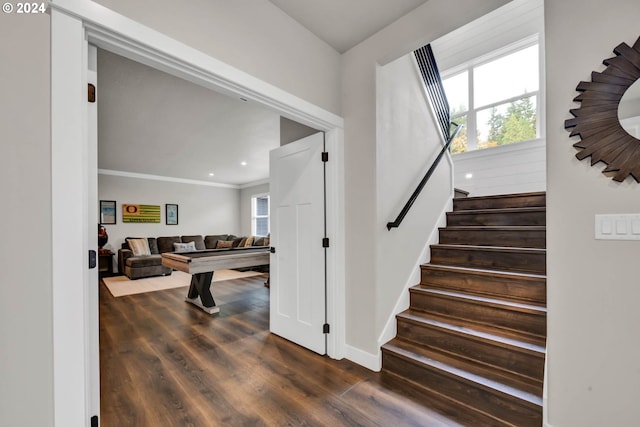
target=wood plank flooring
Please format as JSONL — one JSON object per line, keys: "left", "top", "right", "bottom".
{"left": 100, "top": 275, "right": 468, "bottom": 427}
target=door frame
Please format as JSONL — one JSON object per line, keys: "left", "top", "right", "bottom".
{"left": 50, "top": 1, "right": 345, "bottom": 425}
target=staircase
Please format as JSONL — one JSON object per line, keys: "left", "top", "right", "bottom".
{"left": 381, "top": 191, "right": 546, "bottom": 426}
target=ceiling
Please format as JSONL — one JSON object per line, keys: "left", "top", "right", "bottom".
{"left": 268, "top": 0, "right": 430, "bottom": 53}
{"left": 98, "top": 49, "right": 281, "bottom": 186}
{"left": 98, "top": 1, "right": 432, "bottom": 186}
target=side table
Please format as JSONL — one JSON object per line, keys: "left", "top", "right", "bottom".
{"left": 98, "top": 249, "right": 114, "bottom": 278}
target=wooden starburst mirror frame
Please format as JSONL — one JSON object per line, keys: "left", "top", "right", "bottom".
{"left": 564, "top": 35, "right": 640, "bottom": 182}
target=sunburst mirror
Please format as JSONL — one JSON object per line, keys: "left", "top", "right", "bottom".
{"left": 564, "top": 35, "right": 640, "bottom": 182}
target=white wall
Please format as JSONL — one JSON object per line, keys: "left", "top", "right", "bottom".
{"left": 341, "top": 0, "right": 511, "bottom": 358}
{"left": 545, "top": 1, "right": 640, "bottom": 425}
{"left": 93, "top": 0, "right": 342, "bottom": 115}
{"left": 375, "top": 54, "right": 452, "bottom": 356}
{"left": 99, "top": 174, "right": 239, "bottom": 268}
{"left": 0, "top": 12, "right": 54, "bottom": 427}
{"left": 240, "top": 183, "right": 270, "bottom": 236}
{"left": 453, "top": 139, "right": 546, "bottom": 197}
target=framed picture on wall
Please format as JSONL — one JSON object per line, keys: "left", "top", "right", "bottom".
{"left": 99, "top": 200, "right": 116, "bottom": 224}
{"left": 166, "top": 204, "right": 178, "bottom": 225}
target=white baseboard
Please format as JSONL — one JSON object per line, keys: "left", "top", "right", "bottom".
{"left": 345, "top": 344, "right": 381, "bottom": 372}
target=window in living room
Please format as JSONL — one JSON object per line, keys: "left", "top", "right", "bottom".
{"left": 252, "top": 195, "right": 270, "bottom": 236}
{"left": 442, "top": 36, "right": 540, "bottom": 154}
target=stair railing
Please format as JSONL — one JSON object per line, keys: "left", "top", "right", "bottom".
{"left": 386, "top": 44, "right": 461, "bottom": 231}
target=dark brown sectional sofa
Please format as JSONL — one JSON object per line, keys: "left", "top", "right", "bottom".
{"left": 118, "top": 234, "right": 269, "bottom": 280}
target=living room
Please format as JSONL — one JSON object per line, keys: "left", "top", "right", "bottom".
{"left": 96, "top": 49, "right": 319, "bottom": 276}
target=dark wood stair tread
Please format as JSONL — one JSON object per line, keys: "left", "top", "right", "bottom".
{"left": 431, "top": 244, "right": 546, "bottom": 254}
{"left": 410, "top": 287, "right": 547, "bottom": 315}
{"left": 441, "top": 225, "right": 546, "bottom": 231}
{"left": 398, "top": 309, "right": 546, "bottom": 356}
{"left": 382, "top": 339, "right": 543, "bottom": 406}
{"left": 449, "top": 207, "right": 546, "bottom": 215}
{"left": 421, "top": 264, "right": 546, "bottom": 281}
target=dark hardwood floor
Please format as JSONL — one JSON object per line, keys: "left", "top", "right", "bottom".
{"left": 100, "top": 275, "right": 467, "bottom": 426}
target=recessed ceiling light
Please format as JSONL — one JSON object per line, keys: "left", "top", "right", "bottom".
{"left": 241, "top": 161, "right": 247, "bottom": 166}
{"left": 209, "top": 173, "right": 215, "bottom": 177}
{"left": 465, "top": 173, "right": 473, "bottom": 179}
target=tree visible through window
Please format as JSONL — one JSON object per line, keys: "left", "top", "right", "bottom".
{"left": 252, "top": 195, "right": 269, "bottom": 237}
{"left": 442, "top": 41, "right": 540, "bottom": 154}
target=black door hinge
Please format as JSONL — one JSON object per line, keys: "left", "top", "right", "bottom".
{"left": 322, "top": 237, "right": 330, "bottom": 248}
{"left": 321, "top": 152, "right": 329, "bottom": 162}
{"left": 323, "top": 323, "right": 330, "bottom": 334}
{"left": 91, "top": 415, "right": 99, "bottom": 427}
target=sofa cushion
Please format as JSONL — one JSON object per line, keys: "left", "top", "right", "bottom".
{"left": 244, "top": 236, "right": 254, "bottom": 247}
{"left": 147, "top": 237, "right": 159, "bottom": 255}
{"left": 253, "top": 236, "right": 265, "bottom": 246}
{"left": 126, "top": 254, "right": 163, "bottom": 268}
{"left": 157, "top": 236, "right": 181, "bottom": 253}
{"left": 205, "top": 234, "right": 228, "bottom": 249}
{"left": 231, "top": 237, "right": 244, "bottom": 247}
{"left": 216, "top": 240, "right": 234, "bottom": 249}
{"left": 174, "top": 241, "right": 196, "bottom": 253}
{"left": 127, "top": 238, "right": 151, "bottom": 256}
{"left": 181, "top": 235, "right": 205, "bottom": 250}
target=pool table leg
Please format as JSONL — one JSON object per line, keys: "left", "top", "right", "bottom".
{"left": 185, "top": 271, "right": 219, "bottom": 314}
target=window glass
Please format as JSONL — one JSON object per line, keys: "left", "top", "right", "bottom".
{"left": 256, "top": 196, "right": 269, "bottom": 216}
{"left": 442, "top": 71, "right": 469, "bottom": 114}
{"left": 450, "top": 114, "right": 468, "bottom": 154}
{"left": 476, "top": 95, "right": 537, "bottom": 149}
{"left": 441, "top": 40, "right": 540, "bottom": 154}
{"left": 474, "top": 44, "right": 538, "bottom": 108}
{"left": 252, "top": 195, "right": 270, "bottom": 236}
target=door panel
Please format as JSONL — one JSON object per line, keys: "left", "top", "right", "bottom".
{"left": 270, "top": 132, "right": 325, "bottom": 354}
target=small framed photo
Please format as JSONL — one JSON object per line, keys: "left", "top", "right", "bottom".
{"left": 166, "top": 204, "right": 178, "bottom": 225}
{"left": 100, "top": 200, "right": 116, "bottom": 224}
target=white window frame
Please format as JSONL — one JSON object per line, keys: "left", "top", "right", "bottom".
{"left": 443, "top": 34, "right": 542, "bottom": 153}
{"left": 251, "top": 193, "right": 270, "bottom": 237}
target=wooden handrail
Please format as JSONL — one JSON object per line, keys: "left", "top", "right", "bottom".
{"left": 386, "top": 123, "right": 462, "bottom": 230}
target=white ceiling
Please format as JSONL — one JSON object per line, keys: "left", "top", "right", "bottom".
{"left": 98, "top": 50, "right": 281, "bottom": 186}
{"left": 268, "top": 0, "right": 430, "bottom": 53}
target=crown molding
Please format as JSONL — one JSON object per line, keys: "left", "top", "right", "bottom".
{"left": 98, "top": 169, "right": 240, "bottom": 189}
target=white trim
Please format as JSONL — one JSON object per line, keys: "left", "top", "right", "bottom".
{"left": 452, "top": 137, "right": 545, "bottom": 161}
{"left": 239, "top": 178, "right": 270, "bottom": 189}
{"left": 50, "top": 2, "right": 347, "bottom": 425}
{"left": 98, "top": 169, "right": 240, "bottom": 189}
{"left": 51, "top": 9, "right": 88, "bottom": 427}
{"left": 345, "top": 345, "right": 381, "bottom": 372}
{"left": 325, "top": 128, "right": 346, "bottom": 360}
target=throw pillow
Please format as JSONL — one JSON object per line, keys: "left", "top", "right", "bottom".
{"left": 173, "top": 241, "right": 196, "bottom": 253}
{"left": 244, "top": 236, "right": 254, "bottom": 247}
{"left": 216, "top": 240, "right": 234, "bottom": 249}
{"left": 127, "top": 238, "right": 151, "bottom": 256}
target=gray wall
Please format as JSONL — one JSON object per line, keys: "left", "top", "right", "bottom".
{"left": 99, "top": 174, "right": 240, "bottom": 269}
{"left": 341, "top": 0, "right": 512, "bottom": 356}
{"left": 545, "top": 1, "right": 640, "bottom": 425}
{"left": 93, "top": 0, "right": 342, "bottom": 115}
{"left": 0, "top": 12, "right": 54, "bottom": 427}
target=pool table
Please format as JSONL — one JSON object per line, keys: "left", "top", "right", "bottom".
{"left": 162, "top": 247, "right": 270, "bottom": 314}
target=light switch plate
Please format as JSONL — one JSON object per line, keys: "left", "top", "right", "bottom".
{"left": 595, "top": 214, "right": 640, "bottom": 240}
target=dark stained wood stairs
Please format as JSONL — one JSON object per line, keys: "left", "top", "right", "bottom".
{"left": 382, "top": 191, "right": 546, "bottom": 426}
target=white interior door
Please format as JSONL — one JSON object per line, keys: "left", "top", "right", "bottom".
{"left": 269, "top": 132, "right": 326, "bottom": 354}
